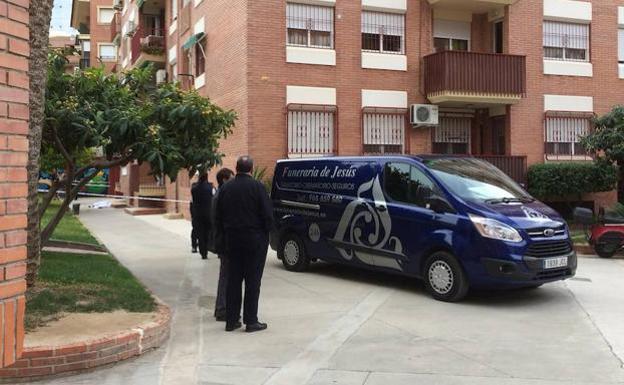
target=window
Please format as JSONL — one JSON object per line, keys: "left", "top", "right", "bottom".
{"left": 171, "top": 0, "right": 178, "bottom": 21}
{"left": 194, "top": 40, "right": 205, "bottom": 77}
{"left": 363, "top": 112, "right": 405, "bottom": 154}
{"left": 286, "top": 3, "right": 334, "bottom": 49}
{"left": 433, "top": 37, "right": 468, "bottom": 52}
{"left": 384, "top": 163, "right": 437, "bottom": 208}
{"left": 170, "top": 63, "right": 178, "bottom": 81}
{"left": 287, "top": 107, "right": 335, "bottom": 156}
{"left": 543, "top": 21, "right": 589, "bottom": 62}
{"left": 98, "top": 43, "right": 117, "bottom": 61}
{"left": 432, "top": 116, "right": 471, "bottom": 154}
{"left": 545, "top": 115, "right": 591, "bottom": 157}
{"left": 493, "top": 20, "right": 504, "bottom": 54}
{"left": 362, "top": 11, "right": 405, "bottom": 54}
{"left": 98, "top": 7, "right": 115, "bottom": 24}
{"left": 619, "top": 28, "right": 624, "bottom": 64}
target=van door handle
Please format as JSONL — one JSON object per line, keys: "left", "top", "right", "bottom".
{"left": 376, "top": 204, "right": 387, "bottom": 212}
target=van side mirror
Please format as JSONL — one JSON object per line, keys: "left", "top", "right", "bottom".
{"left": 427, "top": 196, "right": 455, "bottom": 214}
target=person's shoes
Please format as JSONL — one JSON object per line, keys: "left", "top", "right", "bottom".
{"left": 191, "top": 247, "right": 198, "bottom": 253}
{"left": 201, "top": 255, "right": 208, "bottom": 260}
{"left": 215, "top": 313, "right": 226, "bottom": 322}
{"left": 225, "top": 322, "right": 242, "bottom": 332}
{"left": 245, "top": 322, "right": 268, "bottom": 333}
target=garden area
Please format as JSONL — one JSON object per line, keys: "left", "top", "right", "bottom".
{"left": 25, "top": 200, "right": 155, "bottom": 331}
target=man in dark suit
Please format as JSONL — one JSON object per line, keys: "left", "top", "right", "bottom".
{"left": 216, "top": 156, "right": 273, "bottom": 333}
{"left": 190, "top": 172, "right": 214, "bottom": 260}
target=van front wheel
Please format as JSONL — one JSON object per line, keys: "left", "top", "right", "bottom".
{"left": 424, "top": 251, "right": 469, "bottom": 302}
{"left": 280, "top": 234, "right": 310, "bottom": 272}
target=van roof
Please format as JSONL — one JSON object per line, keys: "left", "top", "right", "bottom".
{"left": 276, "top": 154, "right": 474, "bottom": 164}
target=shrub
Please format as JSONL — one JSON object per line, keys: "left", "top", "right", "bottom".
{"left": 527, "top": 161, "right": 617, "bottom": 200}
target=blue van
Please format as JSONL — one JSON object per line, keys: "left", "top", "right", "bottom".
{"left": 269, "top": 156, "right": 576, "bottom": 302}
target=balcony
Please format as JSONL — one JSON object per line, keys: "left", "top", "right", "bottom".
{"left": 424, "top": 51, "right": 526, "bottom": 106}
{"left": 110, "top": 12, "right": 121, "bottom": 44}
{"left": 131, "top": 26, "right": 166, "bottom": 67}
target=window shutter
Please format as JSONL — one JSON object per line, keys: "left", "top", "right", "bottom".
{"left": 619, "top": 29, "right": 624, "bottom": 62}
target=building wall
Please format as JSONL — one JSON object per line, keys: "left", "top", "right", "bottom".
{"left": 89, "top": 0, "right": 117, "bottom": 72}
{"left": 0, "top": 0, "right": 29, "bottom": 367}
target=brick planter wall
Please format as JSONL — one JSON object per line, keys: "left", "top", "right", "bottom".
{"left": 0, "top": 0, "right": 29, "bottom": 369}
{"left": 0, "top": 304, "right": 171, "bottom": 382}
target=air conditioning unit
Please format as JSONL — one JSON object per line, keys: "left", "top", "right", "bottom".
{"left": 156, "top": 69, "right": 167, "bottom": 84}
{"left": 410, "top": 104, "right": 439, "bottom": 126}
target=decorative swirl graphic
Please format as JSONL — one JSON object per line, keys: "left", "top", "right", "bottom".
{"left": 332, "top": 176, "right": 404, "bottom": 271}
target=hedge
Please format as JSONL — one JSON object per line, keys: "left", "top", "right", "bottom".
{"left": 527, "top": 162, "right": 617, "bottom": 200}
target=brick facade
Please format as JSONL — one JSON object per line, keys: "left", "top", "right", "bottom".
{"left": 0, "top": 0, "right": 28, "bottom": 368}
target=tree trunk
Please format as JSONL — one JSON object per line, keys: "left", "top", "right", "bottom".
{"left": 26, "top": 0, "right": 54, "bottom": 288}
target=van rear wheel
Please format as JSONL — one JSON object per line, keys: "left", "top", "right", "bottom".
{"left": 280, "top": 234, "right": 310, "bottom": 272}
{"left": 424, "top": 251, "right": 469, "bottom": 302}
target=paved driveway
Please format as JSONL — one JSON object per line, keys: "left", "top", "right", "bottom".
{"left": 39, "top": 206, "right": 624, "bottom": 385}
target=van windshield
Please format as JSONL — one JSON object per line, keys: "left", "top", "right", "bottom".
{"left": 424, "top": 158, "right": 533, "bottom": 203}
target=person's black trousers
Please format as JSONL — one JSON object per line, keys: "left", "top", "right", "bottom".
{"left": 214, "top": 255, "right": 229, "bottom": 317}
{"left": 225, "top": 230, "right": 268, "bottom": 325}
{"left": 196, "top": 220, "right": 211, "bottom": 259}
{"left": 191, "top": 220, "right": 199, "bottom": 250}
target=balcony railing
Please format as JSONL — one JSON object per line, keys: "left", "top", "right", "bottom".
{"left": 110, "top": 12, "right": 121, "bottom": 42}
{"left": 131, "top": 27, "right": 166, "bottom": 65}
{"left": 475, "top": 155, "right": 528, "bottom": 185}
{"left": 424, "top": 51, "right": 526, "bottom": 104}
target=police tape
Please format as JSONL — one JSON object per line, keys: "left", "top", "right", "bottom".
{"left": 37, "top": 189, "right": 191, "bottom": 204}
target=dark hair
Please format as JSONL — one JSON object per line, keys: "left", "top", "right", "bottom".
{"left": 236, "top": 156, "right": 254, "bottom": 174}
{"left": 216, "top": 168, "right": 234, "bottom": 187}
{"left": 198, "top": 172, "right": 208, "bottom": 183}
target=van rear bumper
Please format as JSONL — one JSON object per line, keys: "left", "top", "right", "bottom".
{"left": 481, "top": 252, "right": 577, "bottom": 283}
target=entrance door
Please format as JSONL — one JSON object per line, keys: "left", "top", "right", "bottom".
{"left": 493, "top": 20, "right": 504, "bottom": 54}
{"left": 490, "top": 116, "right": 506, "bottom": 155}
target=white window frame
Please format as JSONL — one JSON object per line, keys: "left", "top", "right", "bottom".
{"left": 432, "top": 116, "right": 471, "bottom": 155}
{"left": 97, "top": 7, "right": 115, "bottom": 24}
{"left": 361, "top": 10, "right": 405, "bottom": 55}
{"left": 362, "top": 111, "right": 405, "bottom": 154}
{"left": 543, "top": 20, "right": 590, "bottom": 62}
{"left": 619, "top": 28, "right": 624, "bottom": 64}
{"left": 171, "top": 0, "right": 178, "bottom": 21}
{"left": 286, "top": 3, "right": 334, "bottom": 49}
{"left": 287, "top": 106, "right": 335, "bottom": 157}
{"left": 544, "top": 115, "right": 591, "bottom": 158}
{"left": 98, "top": 43, "right": 118, "bottom": 62}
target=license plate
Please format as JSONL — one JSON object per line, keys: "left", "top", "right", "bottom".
{"left": 543, "top": 256, "right": 568, "bottom": 269}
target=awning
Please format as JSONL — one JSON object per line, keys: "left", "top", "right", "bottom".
{"left": 182, "top": 32, "right": 205, "bottom": 50}
{"left": 136, "top": 0, "right": 145, "bottom": 8}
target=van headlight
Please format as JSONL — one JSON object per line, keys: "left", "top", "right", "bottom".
{"left": 469, "top": 215, "right": 523, "bottom": 243}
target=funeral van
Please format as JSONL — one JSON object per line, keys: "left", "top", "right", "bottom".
{"left": 269, "top": 156, "right": 576, "bottom": 302}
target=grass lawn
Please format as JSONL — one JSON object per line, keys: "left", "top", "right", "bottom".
{"left": 26, "top": 200, "right": 155, "bottom": 331}
{"left": 41, "top": 199, "right": 99, "bottom": 245}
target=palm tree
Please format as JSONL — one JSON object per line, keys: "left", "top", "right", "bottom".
{"left": 26, "top": 0, "right": 54, "bottom": 287}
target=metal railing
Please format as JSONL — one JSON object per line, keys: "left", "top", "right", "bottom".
{"left": 475, "top": 155, "right": 528, "bottom": 185}
{"left": 131, "top": 26, "right": 166, "bottom": 64}
{"left": 424, "top": 51, "right": 526, "bottom": 97}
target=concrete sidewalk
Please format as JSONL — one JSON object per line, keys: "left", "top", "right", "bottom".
{"left": 39, "top": 206, "right": 624, "bottom": 385}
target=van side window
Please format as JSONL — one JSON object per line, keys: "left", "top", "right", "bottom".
{"left": 384, "top": 163, "right": 437, "bottom": 208}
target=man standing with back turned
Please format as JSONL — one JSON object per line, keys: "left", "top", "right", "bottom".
{"left": 216, "top": 156, "right": 273, "bottom": 333}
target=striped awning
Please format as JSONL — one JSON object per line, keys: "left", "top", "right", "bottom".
{"left": 182, "top": 32, "right": 205, "bottom": 50}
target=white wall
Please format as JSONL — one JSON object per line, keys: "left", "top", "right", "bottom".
{"left": 543, "top": 60, "right": 593, "bottom": 77}
{"left": 194, "top": 17, "right": 205, "bottom": 35}
{"left": 361, "top": 90, "right": 407, "bottom": 108}
{"left": 361, "top": 52, "right": 407, "bottom": 71}
{"left": 286, "top": 47, "right": 336, "bottom": 66}
{"left": 361, "top": 0, "right": 406, "bottom": 13}
{"left": 543, "top": 0, "right": 591, "bottom": 23}
{"left": 287, "top": 86, "right": 337, "bottom": 105}
{"left": 168, "top": 45, "right": 177, "bottom": 64}
{"left": 544, "top": 95, "right": 593, "bottom": 112}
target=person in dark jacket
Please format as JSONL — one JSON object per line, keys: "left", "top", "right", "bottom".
{"left": 216, "top": 156, "right": 273, "bottom": 333}
{"left": 190, "top": 182, "right": 199, "bottom": 253}
{"left": 211, "top": 167, "right": 234, "bottom": 321}
{"left": 190, "top": 172, "right": 215, "bottom": 260}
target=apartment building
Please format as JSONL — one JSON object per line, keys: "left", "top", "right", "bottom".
{"left": 99, "top": 0, "right": 624, "bottom": 215}
{"left": 70, "top": 0, "right": 118, "bottom": 71}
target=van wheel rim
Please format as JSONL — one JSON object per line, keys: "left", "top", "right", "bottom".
{"left": 429, "top": 261, "right": 454, "bottom": 295}
{"left": 284, "top": 240, "right": 300, "bottom": 266}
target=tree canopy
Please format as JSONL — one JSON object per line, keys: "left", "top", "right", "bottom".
{"left": 39, "top": 50, "right": 236, "bottom": 244}
{"left": 581, "top": 106, "right": 624, "bottom": 167}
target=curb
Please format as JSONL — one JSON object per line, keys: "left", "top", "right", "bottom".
{"left": 0, "top": 303, "right": 171, "bottom": 383}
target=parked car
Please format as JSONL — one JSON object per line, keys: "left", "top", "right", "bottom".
{"left": 574, "top": 206, "right": 624, "bottom": 258}
{"left": 270, "top": 155, "right": 576, "bottom": 302}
